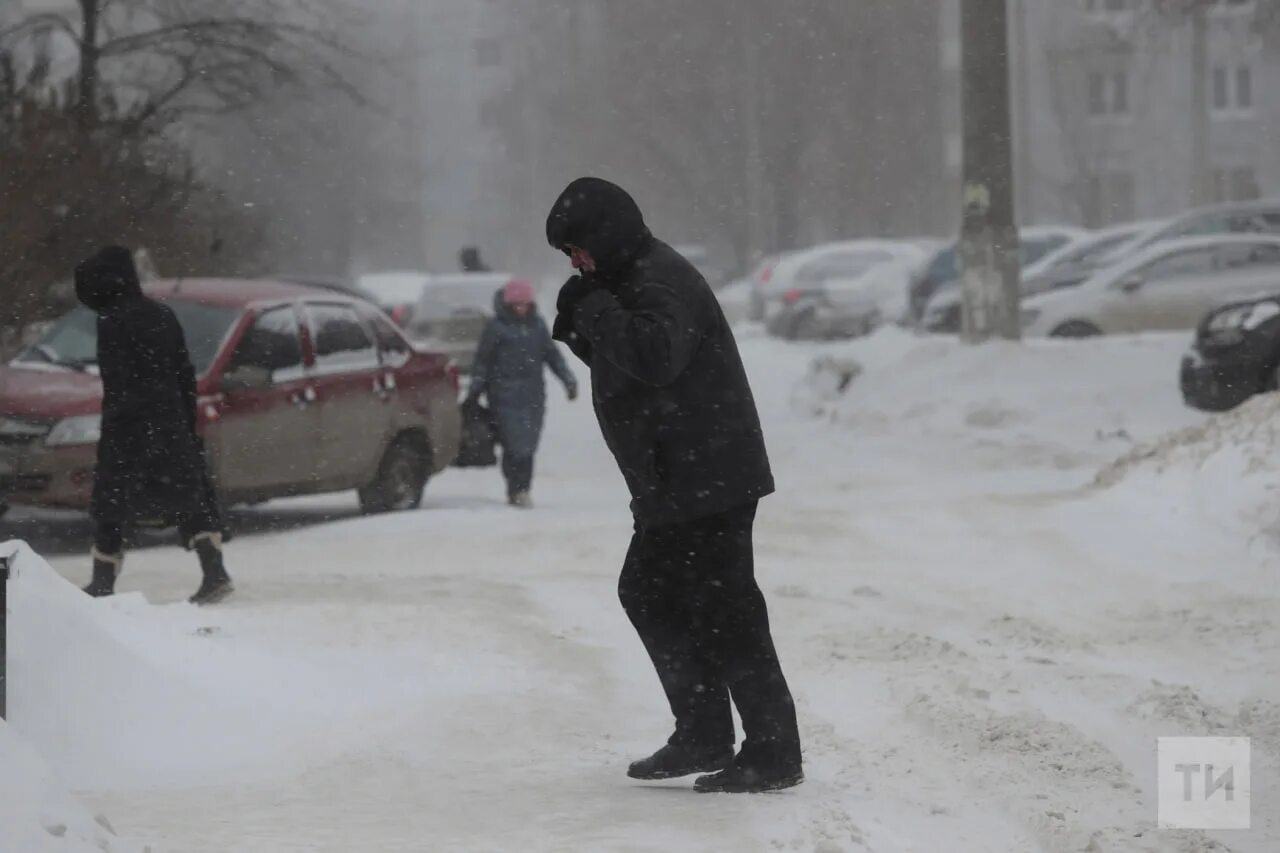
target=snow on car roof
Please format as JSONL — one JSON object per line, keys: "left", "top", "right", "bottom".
{"left": 143, "top": 278, "right": 329, "bottom": 307}
{"left": 357, "top": 271, "right": 432, "bottom": 304}
{"left": 1080, "top": 232, "right": 1280, "bottom": 289}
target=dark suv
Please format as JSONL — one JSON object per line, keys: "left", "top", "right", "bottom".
{"left": 0, "top": 278, "right": 461, "bottom": 518}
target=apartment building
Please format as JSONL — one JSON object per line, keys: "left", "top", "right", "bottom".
{"left": 942, "top": 0, "right": 1274, "bottom": 229}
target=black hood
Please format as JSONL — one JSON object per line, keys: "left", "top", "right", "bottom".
{"left": 75, "top": 245, "right": 143, "bottom": 314}
{"left": 546, "top": 177, "right": 652, "bottom": 276}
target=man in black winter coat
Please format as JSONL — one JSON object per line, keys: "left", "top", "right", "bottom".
{"left": 75, "top": 246, "right": 234, "bottom": 605}
{"left": 547, "top": 177, "right": 802, "bottom": 793}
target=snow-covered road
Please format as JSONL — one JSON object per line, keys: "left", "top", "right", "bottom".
{"left": 8, "top": 328, "right": 1279, "bottom": 851}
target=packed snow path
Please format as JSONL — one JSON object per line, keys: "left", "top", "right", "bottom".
{"left": 12, "top": 330, "right": 1277, "bottom": 851}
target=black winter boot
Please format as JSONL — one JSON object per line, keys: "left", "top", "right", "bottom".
{"left": 189, "top": 533, "right": 234, "bottom": 605}
{"left": 694, "top": 743, "right": 803, "bottom": 793}
{"left": 627, "top": 742, "right": 734, "bottom": 781}
{"left": 83, "top": 549, "right": 122, "bottom": 598}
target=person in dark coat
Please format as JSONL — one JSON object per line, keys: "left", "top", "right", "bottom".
{"left": 546, "top": 177, "right": 802, "bottom": 793}
{"left": 459, "top": 246, "right": 492, "bottom": 273}
{"left": 466, "top": 279, "right": 578, "bottom": 507}
{"left": 75, "top": 246, "right": 234, "bottom": 605}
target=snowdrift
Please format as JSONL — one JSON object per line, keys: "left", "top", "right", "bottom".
{"left": 3, "top": 540, "right": 394, "bottom": 792}
{"left": 0, "top": 718, "right": 139, "bottom": 853}
{"left": 795, "top": 327, "right": 1280, "bottom": 550}
{"left": 1093, "top": 390, "right": 1280, "bottom": 545}
{"left": 794, "top": 327, "right": 1203, "bottom": 474}
{"left": 1097, "top": 389, "right": 1280, "bottom": 487}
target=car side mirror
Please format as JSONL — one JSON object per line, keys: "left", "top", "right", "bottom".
{"left": 220, "top": 364, "right": 272, "bottom": 393}
{"left": 1118, "top": 273, "right": 1144, "bottom": 294}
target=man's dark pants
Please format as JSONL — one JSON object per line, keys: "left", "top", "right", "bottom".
{"left": 619, "top": 501, "right": 800, "bottom": 763}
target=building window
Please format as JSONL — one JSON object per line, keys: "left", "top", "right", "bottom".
{"left": 479, "top": 98, "right": 505, "bottom": 130}
{"left": 1086, "top": 171, "right": 1136, "bottom": 226}
{"left": 1084, "top": 0, "right": 1131, "bottom": 12}
{"left": 1237, "top": 66, "right": 1253, "bottom": 109}
{"left": 1212, "top": 167, "right": 1261, "bottom": 203}
{"left": 1083, "top": 0, "right": 1133, "bottom": 18}
{"left": 474, "top": 37, "right": 502, "bottom": 68}
{"left": 1212, "top": 64, "right": 1254, "bottom": 114}
{"left": 1087, "top": 70, "right": 1130, "bottom": 117}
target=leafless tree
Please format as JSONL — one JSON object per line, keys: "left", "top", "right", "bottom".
{"left": 0, "top": 55, "right": 269, "bottom": 353}
{"left": 0, "top": 0, "right": 362, "bottom": 134}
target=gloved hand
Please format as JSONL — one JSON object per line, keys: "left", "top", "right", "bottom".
{"left": 551, "top": 311, "right": 576, "bottom": 344}
{"left": 567, "top": 384, "right": 579, "bottom": 402}
{"left": 556, "top": 274, "right": 595, "bottom": 317}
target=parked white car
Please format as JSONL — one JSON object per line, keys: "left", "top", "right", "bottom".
{"left": 1022, "top": 234, "right": 1280, "bottom": 337}
{"left": 406, "top": 272, "right": 518, "bottom": 371}
{"left": 356, "top": 271, "right": 433, "bottom": 328}
{"left": 752, "top": 240, "right": 928, "bottom": 324}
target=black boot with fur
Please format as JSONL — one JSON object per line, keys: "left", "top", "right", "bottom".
{"left": 189, "top": 533, "right": 234, "bottom": 605}
{"left": 83, "top": 549, "right": 122, "bottom": 598}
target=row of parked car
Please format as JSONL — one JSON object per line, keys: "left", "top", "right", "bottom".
{"left": 718, "top": 198, "right": 1280, "bottom": 413}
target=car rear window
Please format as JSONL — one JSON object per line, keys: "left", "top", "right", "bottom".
{"left": 416, "top": 283, "right": 500, "bottom": 320}
{"left": 17, "top": 300, "right": 239, "bottom": 375}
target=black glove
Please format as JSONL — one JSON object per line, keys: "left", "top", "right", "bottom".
{"left": 567, "top": 384, "right": 579, "bottom": 402}
{"left": 556, "top": 274, "right": 595, "bottom": 317}
{"left": 551, "top": 312, "right": 576, "bottom": 344}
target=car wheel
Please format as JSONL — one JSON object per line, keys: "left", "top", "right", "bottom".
{"left": 1049, "top": 320, "right": 1103, "bottom": 338}
{"left": 359, "top": 435, "right": 431, "bottom": 514}
{"left": 790, "top": 309, "right": 823, "bottom": 341}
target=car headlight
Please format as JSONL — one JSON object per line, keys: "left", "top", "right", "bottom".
{"left": 45, "top": 414, "right": 101, "bottom": 447}
{"left": 1208, "top": 301, "right": 1280, "bottom": 333}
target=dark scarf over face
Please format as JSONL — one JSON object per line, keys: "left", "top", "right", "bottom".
{"left": 545, "top": 177, "right": 653, "bottom": 279}
{"left": 75, "top": 245, "right": 143, "bottom": 314}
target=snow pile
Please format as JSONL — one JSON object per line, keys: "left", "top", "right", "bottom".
{"left": 795, "top": 327, "right": 1203, "bottom": 474}
{"left": 3, "top": 540, "right": 414, "bottom": 791}
{"left": 1097, "top": 390, "right": 1280, "bottom": 486}
{"left": 1093, "top": 390, "right": 1280, "bottom": 542}
{"left": 0, "top": 718, "right": 141, "bottom": 853}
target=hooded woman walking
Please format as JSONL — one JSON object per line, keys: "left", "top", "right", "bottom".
{"left": 75, "top": 246, "right": 234, "bottom": 605}
{"left": 466, "top": 279, "right": 578, "bottom": 507}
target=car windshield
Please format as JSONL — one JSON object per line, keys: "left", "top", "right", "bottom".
{"left": 925, "top": 236, "right": 1066, "bottom": 286}
{"left": 1050, "top": 232, "right": 1136, "bottom": 269}
{"left": 1021, "top": 235, "right": 1069, "bottom": 266}
{"left": 17, "top": 300, "right": 240, "bottom": 375}
{"left": 923, "top": 247, "right": 958, "bottom": 284}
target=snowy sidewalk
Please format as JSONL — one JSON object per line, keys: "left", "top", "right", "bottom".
{"left": 7, "top": 330, "right": 1277, "bottom": 851}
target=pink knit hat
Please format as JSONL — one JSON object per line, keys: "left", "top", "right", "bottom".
{"left": 502, "top": 278, "right": 536, "bottom": 306}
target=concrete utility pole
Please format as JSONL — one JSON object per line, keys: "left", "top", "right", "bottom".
{"left": 739, "top": 11, "right": 766, "bottom": 262}
{"left": 959, "top": 0, "right": 1021, "bottom": 342}
{"left": 1189, "top": 3, "right": 1211, "bottom": 206}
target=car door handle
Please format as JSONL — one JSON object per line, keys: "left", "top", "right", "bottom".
{"left": 373, "top": 373, "right": 397, "bottom": 400}
{"left": 289, "top": 387, "right": 317, "bottom": 408}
